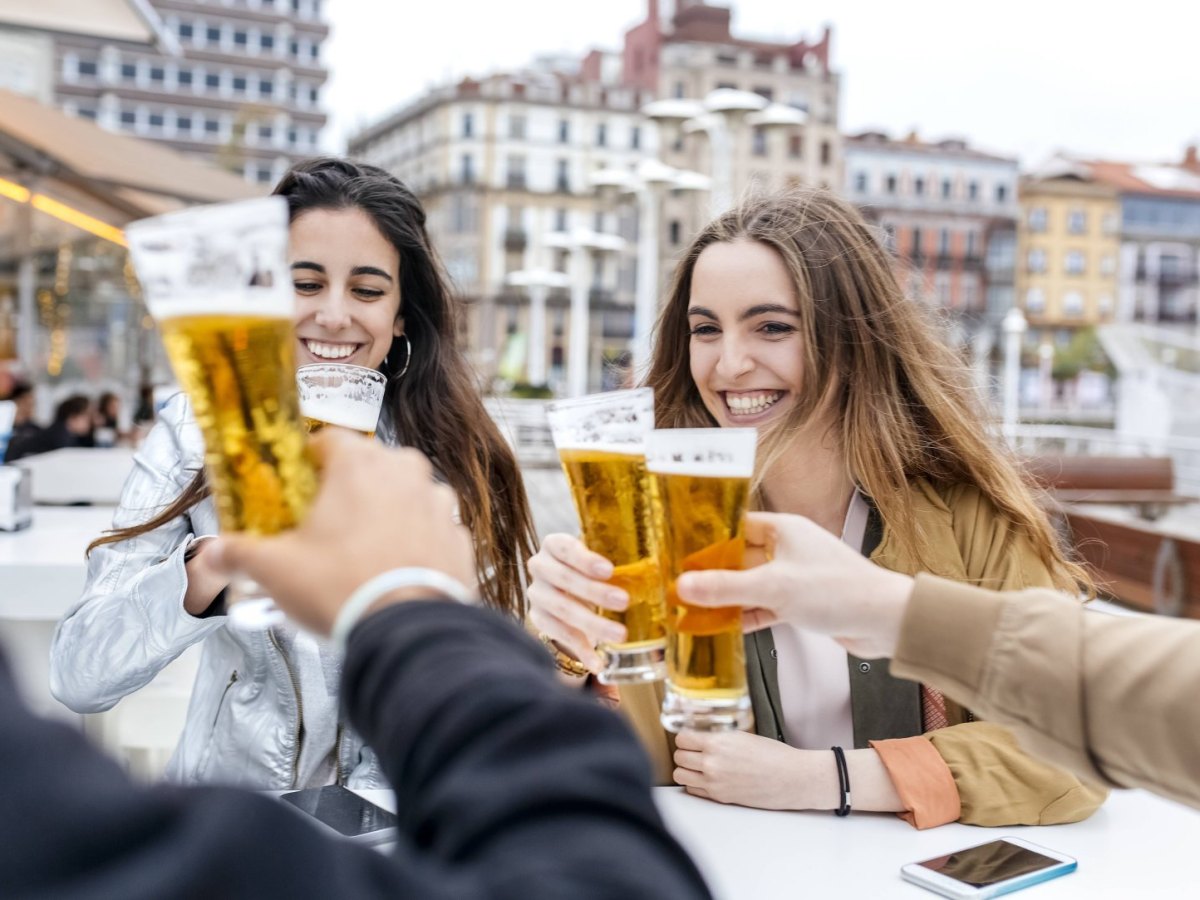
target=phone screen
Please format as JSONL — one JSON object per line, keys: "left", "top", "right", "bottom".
{"left": 916, "top": 840, "right": 1062, "bottom": 888}
{"left": 280, "top": 785, "right": 398, "bottom": 838}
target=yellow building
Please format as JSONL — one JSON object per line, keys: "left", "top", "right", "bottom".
{"left": 1017, "top": 160, "right": 1120, "bottom": 342}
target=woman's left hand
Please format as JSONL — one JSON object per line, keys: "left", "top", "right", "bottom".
{"left": 673, "top": 730, "right": 823, "bottom": 810}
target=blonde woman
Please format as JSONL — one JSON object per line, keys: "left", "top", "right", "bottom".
{"left": 528, "top": 188, "right": 1105, "bottom": 828}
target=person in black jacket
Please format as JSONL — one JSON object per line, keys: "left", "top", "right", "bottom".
{"left": 0, "top": 432, "right": 710, "bottom": 900}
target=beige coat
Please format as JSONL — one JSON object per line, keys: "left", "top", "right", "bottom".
{"left": 894, "top": 573, "right": 1200, "bottom": 812}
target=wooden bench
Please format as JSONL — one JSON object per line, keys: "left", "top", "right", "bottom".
{"left": 1021, "top": 455, "right": 1194, "bottom": 521}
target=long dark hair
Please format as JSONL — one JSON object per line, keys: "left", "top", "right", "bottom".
{"left": 93, "top": 157, "right": 537, "bottom": 617}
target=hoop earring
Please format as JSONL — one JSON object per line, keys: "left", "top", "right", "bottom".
{"left": 393, "top": 334, "right": 412, "bottom": 381}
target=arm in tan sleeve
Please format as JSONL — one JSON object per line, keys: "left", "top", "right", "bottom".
{"left": 892, "top": 574, "right": 1200, "bottom": 811}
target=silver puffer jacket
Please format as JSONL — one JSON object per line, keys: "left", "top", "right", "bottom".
{"left": 49, "top": 393, "right": 386, "bottom": 789}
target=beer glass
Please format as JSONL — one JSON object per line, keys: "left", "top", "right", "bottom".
{"left": 126, "top": 196, "right": 316, "bottom": 630}
{"left": 546, "top": 388, "right": 665, "bottom": 684}
{"left": 297, "top": 364, "right": 386, "bottom": 438}
{"left": 646, "top": 427, "right": 756, "bottom": 732}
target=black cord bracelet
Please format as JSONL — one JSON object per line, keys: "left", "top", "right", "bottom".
{"left": 831, "top": 746, "right": 851, "bottom": 816}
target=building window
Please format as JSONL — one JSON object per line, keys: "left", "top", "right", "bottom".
{"left": 290, "top": 39, "right": 300, "bottom": 57}
{"left": 206, "top": 26, "right": 221, "bottom": 44}
{"left": 178, "top": 69, "right": 193, "bottom": 86}
{"left": 1027, "top": 248, "right": 1047, "bottom": 273}
{"left": 257, "top": 166, "right": 274, "bottom": 184}
{"left": 77, "top": 60, "right": 98, "bottom": 77}
{"left": 234, "top": 30, "right": 248, "bottom": 46}
{"left": 631, "top": 126, "right": 640, "bottom": 150}
{"left": 205, "top": 72, "right": 220, "bottom": 89}
{"left": 938, "top": 228, "right": 950, "bottom": 257}
{"left": 789, "top": 134, "right": 802, "bottom": 159}
{"left": 669, "top": 220, "right": 681, "bottom": 245}
{"left": 261, "top": 34, "right": 275, "bottom": 51}
{"left": 1100, "top": 254, "right": 1115, "bottom": 276}
{"left": 996, "top": 183, "right": 1009, "bottom": 203}
{"left": 177, "top": 115, "right": 192, "bottom": 131}
{"left": 1027, "top": 207, "right": 1047, "bottom": 232}
{"left": 506, "top": 155, "right": 526, "bottom": 189}
{"left": 886, "top": 174, "right": 897, "bottom": 194}
{"left": 1025, "top": 287, "right": 1046, "bottom": 313}
{"left": 288, "top": 128, "right": 298, "bottom": 145}
{"left": 941, "top": 178, "right": 952, "bottom": 199}
{"left": 121, "top": 63, "right": 137, "bottom": 80}
{"left": 310, "top": 44, "right": 319, "bottom": 60}
{"left": 558, "top": 119, "right": 569, "bottom": 143}
{"left": 148, "top": 112, "right": 165, "bottom": 128}
{"left": 554, "top": 208, "right": 568, "bottom": 232}
{"left": 1066, "top": 250, "right": 1086, "bottom": 275}
{"left": 556, "top": 159, "right": 569, "bottom": 192}
{"left": 462, "top": 113, "right": 473, "bottom": 138}
{"left": 912, "top": 227, "right": 923, "bottom": 257}
{"left": 966, "top": 231, "right": 977, "bottom": 259}
{"left": 205, "top": 118, "right": 220, "bottom": 134}
{"left": 752, "top": 128, "right": 767, "bottom": 157}
{"left": 119, "top": 110, "right": 136, "bottom": 125}
{"left": 509, "top": 114, "right": 526, "bottom": 140}
{"left": 1102, "top": 211, "right": 1119, "bottom": 234}
{"left": 914, "top": 176, "right": 926, "bottom": 197}
{"left": 77, "top": 107, "right": 97, "bottom": 120}
{"left": 258, "top": 124, "right": 273, "bottom": 140}
{"left": 967, "top": 181, "right": 979, "bottom": 200}
{"left": 179, "top": 22, "right": 193, "bottom": 39}
{"left": 820, "top": 140, "right": 831, "bottom": 166}
{"left": 233, "top": 76, "right": 248, "bottom": 93}
{"left": 596, "top": 123, "right": 607, "bottom": 147}
{"left": 260, "top": 80, "right": 273, "bottom": 96}
{"left": 854, "top": 171, "right": 868, "bottom": 193}
{"left": 1067, "top": 210, "right": 1087, "bottom": 234}
{"left": 674, "top": 81, "right": 686, "bottom": 99}
{"left": 1063, "top": 291, "right": 1084, "bottom": 317}
{"left": 309, "top": 87, "right": 319, "bottom": 104}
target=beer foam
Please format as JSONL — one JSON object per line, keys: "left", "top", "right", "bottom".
{"left": 645, "top": 428, "right": 756, "bottom": 478}
{"left": 150, "top": 291, "right": 294, "bottom": 320}
{"left": 553, "top": 440, "right": 644, "bottom": 456}
{"left": 300, "top": 396, "right": 381, "bottom": 433}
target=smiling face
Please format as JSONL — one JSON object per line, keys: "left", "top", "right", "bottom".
{"left": 290, "top": 207, "right": 403, "bottom": 371}
{"left": 687, "top": 239, "right": 806, "bottom": 430}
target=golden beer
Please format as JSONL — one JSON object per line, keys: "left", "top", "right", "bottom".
{"left": 160, "top": 313, "right": 317, "bottom": 536}
{"left": 657, "top": 472, "right": 749, "bottom": 700}
{"left": 301, "top": 417, "right": 376, "bottom": 439}
{"left": 559, "top": 447, "right": 664, "bottom": 647}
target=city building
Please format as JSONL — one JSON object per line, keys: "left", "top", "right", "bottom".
{"left": 624, "top": 1, "right": 840, "bottom": 256}
{"left": 47, "top": 0, "right": 329, "bottom": 185}
{"left": 1084, "top": 148, "right": 1200, "bottom": 326}
{"left": 1016, "top": 159, "right": 1120, "bottom": 343}
{"left": 349, "top": 62, "right": 655, "bottom": 391}
{"left": 844, "top": 130, "right": 1019, "bottom": 343}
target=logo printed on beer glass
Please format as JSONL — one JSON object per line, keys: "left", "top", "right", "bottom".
{"left": 546, "top": 389, "right": 666, "bottom": 685}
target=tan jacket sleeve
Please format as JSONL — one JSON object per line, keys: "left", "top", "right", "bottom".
{"left": 894, "top": 574, "right": 1200, "bottom": 812}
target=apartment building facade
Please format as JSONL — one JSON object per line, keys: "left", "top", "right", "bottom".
{"left": 50, "top": 0, "right": 328, "bottom": 185}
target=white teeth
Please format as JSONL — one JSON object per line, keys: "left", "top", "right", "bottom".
{"left": 726, "top": 391, "right": 783, "bottom": 415}
{"left": 305, "top": 340, "right": 357, "bottom": 360}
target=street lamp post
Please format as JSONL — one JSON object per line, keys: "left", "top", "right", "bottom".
{"left": 591, "top": 160, "right": 710, "bottom": 381}
{"left": 545, "top": 228, "right": 624, "bottom": 397}
{"left": 1002, "top": 306, "right": 1028, "bottom": 443}
{"left": 505, "top": 268, "right": 570, "bottom": 387}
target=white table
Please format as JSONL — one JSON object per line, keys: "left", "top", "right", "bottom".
{"left": 0, "top": 506, "right": 116, "bottom": 720}
{"left": 352, "top": 786, "right": 1200, "bottom": 898}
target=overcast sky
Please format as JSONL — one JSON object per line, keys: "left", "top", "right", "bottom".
{"left": 323, "top": 0, "right": 1200, "bottom": 168}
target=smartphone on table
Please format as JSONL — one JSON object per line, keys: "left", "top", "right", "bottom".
{"left": 280, "top": 785, "right": 398, "bottom": 846}
{"left": 901, "top": 836, "right": 1076, "bottom": 898}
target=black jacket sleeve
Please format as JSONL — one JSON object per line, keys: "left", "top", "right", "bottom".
{"left": 0, "top": 601, "right": 710, "bottom": 900}
{"left": 342, "top": 600, "right": 711, "bottom": 899}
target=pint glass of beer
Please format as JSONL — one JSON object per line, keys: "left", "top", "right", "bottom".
{"left": 126, "top": 196, "right": 316, "bottom": 629}
{"left": 546, "top": 388, "right": 665, "bottom": 684}
{"left": 646, "top": 427, "right": 756, "bottom": 732}
{"left": 297, "top": 364, "right": 386, "bottom": 438}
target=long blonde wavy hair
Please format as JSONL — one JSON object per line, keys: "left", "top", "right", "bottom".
{"left": 645, "top": 187, "right": 1089, "bottom": 594}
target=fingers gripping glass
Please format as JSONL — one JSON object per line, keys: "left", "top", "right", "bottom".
{"left": 646, "top": 427, "right": 757, "bottom": 732}
{"left": 126, "top": 197, "right": 316, "bottom": 632}
{"left": 546, "top": 388, "right": 666, "bottom": 684}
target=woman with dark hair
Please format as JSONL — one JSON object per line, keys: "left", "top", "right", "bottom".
{"left": 527, "top": 188, "right": 1106, "bottom": 828}
{"left": 51, "top": 158, "right": 537, "bottom": 789}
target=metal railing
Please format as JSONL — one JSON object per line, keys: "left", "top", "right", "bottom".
{"left": 1009, "top": 424, "right": 1200, "bottom": 498}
